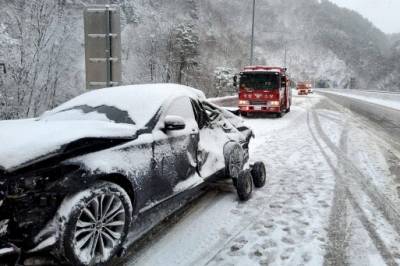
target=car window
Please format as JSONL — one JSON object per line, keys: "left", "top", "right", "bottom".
{"left": 165, "top": 97, "right": 196, "bottom": 121}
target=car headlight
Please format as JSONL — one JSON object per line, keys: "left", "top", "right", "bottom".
{"left": 239, "top": 100, "right": 250, "bottom": 105}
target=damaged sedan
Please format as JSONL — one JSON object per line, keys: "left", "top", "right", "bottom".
{"left": 0, "top": 84, "right": 265, "bottom": 265}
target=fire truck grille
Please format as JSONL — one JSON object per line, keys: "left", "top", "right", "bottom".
{"left": 250, "top": 101, "right": 268, "bottom": 105}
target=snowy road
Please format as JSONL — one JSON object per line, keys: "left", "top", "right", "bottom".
{"left": 117, "top": 92, "right": 400, "bottom": 266}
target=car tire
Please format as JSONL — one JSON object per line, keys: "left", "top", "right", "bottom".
{"left": 224, "top": 142, "right": 244, "bottom": 180}
{"left": 251, "top": 161, "right": 266, "bottom": 188}
{"left": 57, "top": 181, "right": 133, "bottom": 266}
{"left": 236, "top": 170, "right": 253, "bottom": 201}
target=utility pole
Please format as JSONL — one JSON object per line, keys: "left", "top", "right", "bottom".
{"left": 250, "top": 0, "right": 255, "bottom": 65}
{"left": 284, "top": 43, "right": 287, "bottom": 68}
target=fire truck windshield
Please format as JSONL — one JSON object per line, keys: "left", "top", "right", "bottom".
{"left": 239, "top": 73, "right": 279, "bottom": 91}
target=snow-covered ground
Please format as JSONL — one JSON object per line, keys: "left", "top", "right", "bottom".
{"left": 122, "top": 92, "right": 400, "bottom": 266}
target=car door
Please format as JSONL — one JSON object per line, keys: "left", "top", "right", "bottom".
{"left": 151, "top": 96, "right": 199, "bottom": 201}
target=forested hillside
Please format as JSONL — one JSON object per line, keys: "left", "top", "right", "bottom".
{"left": 0, "top": 0, "right": 399, "bottom": 119}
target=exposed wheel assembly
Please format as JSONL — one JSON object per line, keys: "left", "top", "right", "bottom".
{"left": 251, "top": 161, "right": 266, "bottom": 188}
{"left": 224, "top": 142, "right": 244, "bottom": 180}
{"left": 236, "top": 170, "right": 253, "bottom": 201}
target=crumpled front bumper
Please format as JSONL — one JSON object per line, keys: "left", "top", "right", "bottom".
{"left": 0, "top": 245, "right": 19, "bottom": 257}
{"left": 0, "top": 219, "right": 20, "bottom": 257}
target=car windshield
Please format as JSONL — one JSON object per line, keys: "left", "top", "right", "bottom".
{"left": 239, "top": 73, "right": 279, "bottom": 91}
{"left": 38, "top": 105, "right": 135, "bottom": 125}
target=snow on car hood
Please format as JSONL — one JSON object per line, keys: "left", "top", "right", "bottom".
{"left": 0, "top": 119, "right": 138, "bottom": 172}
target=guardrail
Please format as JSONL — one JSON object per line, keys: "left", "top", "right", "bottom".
{"left": 314, "top": 88, "right": 400, "bottom": 102}
{"left": 208, "top": 95, "right": 238, "bottom": 107}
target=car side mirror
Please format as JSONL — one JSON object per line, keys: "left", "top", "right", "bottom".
{"left": 164, "top": 115, "right": 186, "bottom": 130}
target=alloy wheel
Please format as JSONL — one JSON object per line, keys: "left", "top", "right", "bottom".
{"left": 74, "top": 194, "right": 126, "bottom": 260}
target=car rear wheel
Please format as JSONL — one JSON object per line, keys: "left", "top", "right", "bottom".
{"left": 251, "top": 161, "right": 266, "bottom": 188}
{"left": 224, "top": 142, "right": 244, "bottom": 180}
{"left": 57, "top": 181, "right": 132, "bottom": 266}
{"left": 237, "top": 170, "right": 253, "bottom": 201}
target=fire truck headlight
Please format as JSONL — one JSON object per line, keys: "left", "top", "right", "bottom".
{"left": 239, "top": 100, "right": 250, "bottom": 105}
{"left": 269, "top": 101, "right": 279, "bottom": 106}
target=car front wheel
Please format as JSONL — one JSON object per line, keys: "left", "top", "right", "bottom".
{"left": 57, "top": 181, "right": 133, "bottom": 266}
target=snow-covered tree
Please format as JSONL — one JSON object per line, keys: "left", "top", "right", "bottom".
{"left": 213, "top": 67, "right": 234, "bottom": 97}
{"left": 0, "top": 0, "right": 84, "bottom": 119}
{"left": 173, "top": 21, "right": 200, "bottom": 84}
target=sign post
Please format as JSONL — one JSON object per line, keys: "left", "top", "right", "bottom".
{"left": 84, "top": 5, "right": 121, "bottom": 90}
{"left": 349, "top": 77, "right": 356, "bottom": 89}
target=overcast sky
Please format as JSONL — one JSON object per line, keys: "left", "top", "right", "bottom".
{"left": 327, "top": 0, "right": 400, "bottom": 34}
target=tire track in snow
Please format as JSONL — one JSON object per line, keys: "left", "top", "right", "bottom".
{"left": 310, "top": 102, "right": 400, "bottom": 234}
{"left": 325, "top": 118, "right": 351, "bottom": 266}
{"left": 306, "top": 100, "right": 350, "bottom": 265}
{"left": 306, "top": 99, "right": 399, "bottom": 266}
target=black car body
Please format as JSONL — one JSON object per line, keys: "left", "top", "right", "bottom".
{"left": 0, "top": 84, "right": 253, "bottom": 265}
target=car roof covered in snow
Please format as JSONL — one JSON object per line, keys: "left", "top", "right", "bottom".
{"left": 42, "top": 83, "right": 206, "bottom": 128}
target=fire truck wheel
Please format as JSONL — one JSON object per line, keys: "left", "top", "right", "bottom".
{"left": 241, "top": 111, "right": 248, "bottom": 117}
{"left": 251, "top": 161, "right": 266, "bottom": 188}
{"left": 236, "top": 170, "right": 253, "bottom": 201}
{"left": 285, "top": 107, "right": 291, "bottom": 113}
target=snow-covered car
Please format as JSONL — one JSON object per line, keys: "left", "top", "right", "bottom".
{"left": 0, "top": 84, "right": 265, "bottom": 265}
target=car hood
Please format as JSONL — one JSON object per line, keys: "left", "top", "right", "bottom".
{"left": 0, "top": 119, "right": 138, "bottom": 172}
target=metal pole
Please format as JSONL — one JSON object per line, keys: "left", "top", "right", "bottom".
{"left": 250, "top": 0, "right": 255, "bottom": 65}
{"left": 105, "top": 5, "right": 111, "bottom": 87}
{"left": 284, "top": 43, "right": 287, "bottom": 68}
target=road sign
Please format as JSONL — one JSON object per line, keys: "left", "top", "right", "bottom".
{"left": 84, "top": 5, "right": 121, "bottom": 90}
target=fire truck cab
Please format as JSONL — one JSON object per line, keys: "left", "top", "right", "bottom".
{"left": 235, "top": 66, "right": 292, "bottom": 118}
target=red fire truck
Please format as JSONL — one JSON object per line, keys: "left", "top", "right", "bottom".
{"left": 234, "top": 66, "right": 292, "bottom": 117}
